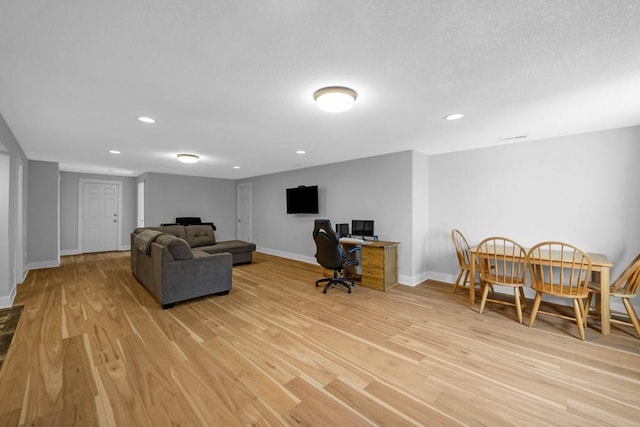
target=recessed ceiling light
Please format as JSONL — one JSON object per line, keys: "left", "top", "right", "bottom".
{"left": 444, "top": 113, "right": 464, "bottom": 121}
{"left": 233, "top": 166, "right": 240, "bottom": 169}
{"left": 138, "top": 116, "right": 156, "bottom": 124}
{"left": 296, "top": 150, "right": 306, "bottom": 154}
{"left": 313, "top": 86, "right": 357, "bottom": 113}
{"left": 109, "top": 150, "right": 121, "bottom": 154}
{"left": 176, "top": 153, "right": 200, "bottom": 164}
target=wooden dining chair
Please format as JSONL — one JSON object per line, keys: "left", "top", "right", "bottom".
{"left": 476, "top": 237, "right": 528, "bottom": 323}
{"left": 527, "top": 242, "right": 592, "bottom": 340}
{"left": 451, "top": 229, "right": 472, "bottom": 293}
{"left": 585, "top": 253, "right": 640, "bottom": 337}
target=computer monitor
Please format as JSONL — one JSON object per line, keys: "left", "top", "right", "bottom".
{"left": 351, "top": 220, "right": 374, "bottom": 237}
{"left": 335, "top": 223, "right": 349, "bottom": 238}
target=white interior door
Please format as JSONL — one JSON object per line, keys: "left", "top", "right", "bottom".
{"left": 82, "top": 182, "right": 119, "bottom": 253}
{"left": 237, "top": 183, "right": 252, "bottom": 242}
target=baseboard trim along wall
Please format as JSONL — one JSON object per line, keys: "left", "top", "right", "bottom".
{"left": 28, "top": 260, "right": 60, "bottom": 270}
{"left": 61, "top": 243, "right": 131, "bottom": 257}
{"left": 427, "top": 271, "right": 457, "bottom": 284}
{"left": 60, "top": 249, "right": 81, "bottom": 256}
{"left": 0, "top": 285, "right": 17, "bottom": 308}
{"left": 399, "top": 271, "right": 430, "bottom": 287}
{"left": 256, "top": 247, "right": 317, "bottom": 265}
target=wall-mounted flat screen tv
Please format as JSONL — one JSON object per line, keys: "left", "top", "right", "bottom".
{"left": 351, "top": 220, "right": 374, "bottom": 237}
{"left": 286, "top": 185, "right": 319, "bottom": 214}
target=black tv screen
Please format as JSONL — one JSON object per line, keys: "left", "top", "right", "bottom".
{"left": 286, "top": 185, "right": 319, "bottom": 214}
{"left": 351, "top": 220, "right": 374, "bottom": 237}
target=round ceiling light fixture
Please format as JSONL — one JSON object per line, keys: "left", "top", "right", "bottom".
{"left": 444, "top": 113, "right": 464, "bottom": 121}
{"left": 176, "top": 153, "right": 200, "bottom": 164}
{"left": 138, "top": 116, "right": 156, "bottom": 124}
{"left": 313, "top": 86, "right": 357, "bottom": 113}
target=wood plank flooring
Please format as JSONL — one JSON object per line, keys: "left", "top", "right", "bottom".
{"left": 0, "top": 251, "right": 639, "bottom": 426}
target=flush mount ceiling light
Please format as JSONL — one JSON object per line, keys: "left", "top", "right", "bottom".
{"left": 176, "top": 153, "right": 200, "bottom": 164}
{"left": 313, "top": 86, "right": 357, "bottom": 113}
{"left": 108, "top": 150, "right": 121, "bottom": 154}
{"left": 138, "top": 116, "right": 156, "bottom": 124}
{"left": 444, "top": 113, "right": 464, "bottom": 121}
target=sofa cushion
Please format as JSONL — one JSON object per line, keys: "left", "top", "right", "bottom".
{"left": 199, "top": 240, "right": 256, "bottom": 255}
{"left": 185, "top": 225, "right": 216, "bottom": 248}
{"left": 159, "top": 225, "right": 188, "bottom": 241}
{"left": 155, "top": 234, "right": 193, "bottom": 260}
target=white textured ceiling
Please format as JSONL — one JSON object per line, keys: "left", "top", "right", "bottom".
{"left": 1, "top": 1, "right": 639, "bottom": 179}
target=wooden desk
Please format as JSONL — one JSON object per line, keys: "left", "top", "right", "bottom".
{"left": 339, "top": 240, "right": 400, "bottom": 291}
{"left": 469, "top": 246, "right": 614, "bottom": 334}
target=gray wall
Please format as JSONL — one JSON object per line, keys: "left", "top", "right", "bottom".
{"left": 27, "top": 160, "right": 59, "bottom": 268}
{"left": 0, "top": 151, "right": 9, "bottom": 304}
{"left": 59, "top": 172, "right": 137, "bottom": 253}
{"left": 239, "top": 151, "right": 418, "bottom": 282}
{"left": 141, "top": 173, "right": 237, "bottom": 241}
{"left": 427, "top": 126, "right": 640, "bottom": 294}
{"left": 411, "top": 151, "right": 429, "bottom": 281}
{"left": 0, "top": 112, "right": 29, "bottom": 307}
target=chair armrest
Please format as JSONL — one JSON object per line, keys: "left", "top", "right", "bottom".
{"left": 346, "top": 246, "right": 360, "bottom": 256}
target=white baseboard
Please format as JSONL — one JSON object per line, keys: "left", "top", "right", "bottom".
{"left": 256, "top": 247, "right": 317, "bottom": 265}
{"left": 60, "top": 249, "right": 81, "bottom": 256}
{"left": 426, "top": 271, "right": 457, "bottom": 284}
{"left": 61, "top": 245, "right": 131, "bottom": 257}
{"left": 28, "top": 260, "right": 60, "bottom": 270}
{"left": 0, "top": 285, "right": 17, "bottom": 308}
{"left": 398, "top": 271, "right": 430, "bottom": 287}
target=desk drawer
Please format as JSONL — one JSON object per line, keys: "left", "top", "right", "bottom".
{"left": 361, "top": 275, "right": 385, "bottom": 291}
{"left": 362, "top": 268, "right": 384, "bottom": 280}
{"left": 362, "top": 247, "right": 383, "bottom": 262}
{"left": 358, "top": 242, "right": 399, "bottom": 291}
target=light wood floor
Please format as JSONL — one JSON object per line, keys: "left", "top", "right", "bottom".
{"left": 0, "top": 251, "right": 639, "bottom": 426}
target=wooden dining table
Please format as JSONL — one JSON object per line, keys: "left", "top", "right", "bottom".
{"left": 468, "top": 246, "right": 614, "bottom": 334}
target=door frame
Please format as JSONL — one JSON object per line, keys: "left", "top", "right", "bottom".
{"left": 78, "top": 179, "right": 123, "bottom": 253}
{"left": 15, "top": 161, "right": 24, "bottom": 284}
{"left": 236, "top": 182, "right": 252, "bottom": 241}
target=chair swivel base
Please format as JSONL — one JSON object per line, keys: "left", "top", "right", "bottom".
{"left": 315, "top": 277, "right": 355, "bottom": 294}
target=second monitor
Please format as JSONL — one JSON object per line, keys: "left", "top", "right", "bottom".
{"left": 351, "top": 220, "right": 374, "bottom": 238}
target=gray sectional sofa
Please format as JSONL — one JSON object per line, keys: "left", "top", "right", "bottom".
{"left": 130, "top": 224, "right": 256, "bottom": 308}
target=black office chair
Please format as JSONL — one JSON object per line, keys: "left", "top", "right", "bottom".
{"left": 175, "top": 217, "right": 216, "bottom": 230}
{"left": 313, "top": 219, "right": 360, "bottom": 294}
